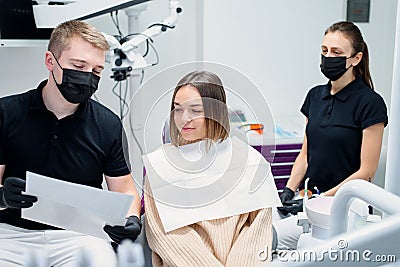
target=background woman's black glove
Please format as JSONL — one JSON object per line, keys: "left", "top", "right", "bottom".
{"left": 0, "top": 177, "right": 38, "bottom": 209}
{"left": 103, "top": 215, "right": 142, "bottom": 244}
{"left": 277, "top": 198, "right": 303, "bottom": 216}
{"left": 280, "top": 187, "right": 295, "bottom": 204}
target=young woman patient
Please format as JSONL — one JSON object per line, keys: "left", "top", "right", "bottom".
{"left": 143, "top": 70, "right": 281, "bottom": 267}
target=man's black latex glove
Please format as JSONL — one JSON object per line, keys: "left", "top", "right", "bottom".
{"left": 103, "top": 215, "right": 142, "bottom": 244}
{"left": 277, "top": 198, "right": 303, "bottom": 216}
{"left": 280, "top": 187, "right": 295, "bottom": 204}
{"left": 0, "top": 177, "right": 38, "bottom": 209}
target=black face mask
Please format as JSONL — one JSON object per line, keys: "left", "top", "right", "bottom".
{"left": 51, "top": 53, "right": 100, "bottom": 104}
{"left": 320, "top": 54, "right": 353, "bottom": 81}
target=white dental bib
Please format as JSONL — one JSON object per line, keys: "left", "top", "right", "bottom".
{"left": 142, "top": 136, "right": 281, "bottom": 232}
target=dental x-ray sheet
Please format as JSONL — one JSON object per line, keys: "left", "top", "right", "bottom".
{"left": 143, "top": 136, "right": 282, "bottom": 232}
{"left": 22, "top": 172, "right": 133, "bottom": 240}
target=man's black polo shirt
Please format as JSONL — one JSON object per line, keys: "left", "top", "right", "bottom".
{"left": 300, "top": 77, "right": 388, "bottom": 192}
{"left": 0, "top": 80, "right": 130, "bottom": 230}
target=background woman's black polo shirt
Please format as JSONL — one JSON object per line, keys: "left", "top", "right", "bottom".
{"left": 300, "top": 77, "right": 388, "bottom": 192}
{"left": 0, "top": 80, "right": 130, "bottom": 230}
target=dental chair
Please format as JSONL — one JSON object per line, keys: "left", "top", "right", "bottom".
{"left": 267, "top": 179, "right": 400, "bottom": 266}
{"left": 296, "top": 195, "right": 371, "bottom": 249}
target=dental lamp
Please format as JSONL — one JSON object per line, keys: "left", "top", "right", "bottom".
{"left": 32, "top": 0, "right": 151, "bottom": 28}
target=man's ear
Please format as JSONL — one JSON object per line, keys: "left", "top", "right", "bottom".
{"left": 44, "top": 51, "right": 55, "bottom": 71}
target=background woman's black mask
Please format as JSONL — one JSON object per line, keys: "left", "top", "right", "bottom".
{"left": 320, "top": 54, "right": 353, "bottom": 81}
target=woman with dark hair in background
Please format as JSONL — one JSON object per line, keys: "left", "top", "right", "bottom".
{"left": 275, "top": 21, "right": 388, "bottom": 249}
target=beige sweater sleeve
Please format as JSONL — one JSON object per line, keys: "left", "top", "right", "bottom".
{"left": 144, "top": 180, "right": 224, "bottom": 267}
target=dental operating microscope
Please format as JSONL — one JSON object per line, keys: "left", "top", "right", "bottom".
{"left": 102, "top": 0, "right": 182, "bottom": 81}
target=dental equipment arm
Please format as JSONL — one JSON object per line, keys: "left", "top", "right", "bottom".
{"left": 103, "top": 0, "right": 182, "bottom": 81}
{"left": 303, "top": 177, "right": 310, "bottom": 211}
{"left": 296, "top": 177, "right": 311, "bottom": 233}
{"left": 329, "top": 179, "right": 400, "bottom": 237}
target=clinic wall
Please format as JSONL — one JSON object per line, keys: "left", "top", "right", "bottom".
{"left": 0, "top": 47, "right": 48, "bottom": 96}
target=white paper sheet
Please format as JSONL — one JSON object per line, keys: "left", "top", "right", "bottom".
{"left": 143, "top": 137, "right": 282, "bottom": 232}
{"left": 22, "top": 172, "right": 133, "bottom": 240}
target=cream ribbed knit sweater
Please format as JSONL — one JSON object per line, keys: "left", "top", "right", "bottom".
{"left": 144, "top": 181, "right": 273, "bottom": 267}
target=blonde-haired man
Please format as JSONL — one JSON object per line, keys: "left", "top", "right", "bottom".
{"left": 0, "top": 20, "right": 141, "bottom": 266}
